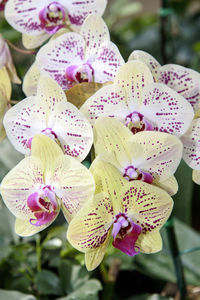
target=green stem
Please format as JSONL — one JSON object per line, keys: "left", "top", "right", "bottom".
{"left": 165, "top": 217, "right": 187, "bottom": 299}
{"left": 36, "top": 235, "right": 42, "bottom": 272}
{"left": 100, "top": 259, "right": 121, "bottom": 300}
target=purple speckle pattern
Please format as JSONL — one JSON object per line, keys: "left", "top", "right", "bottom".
{"left": 158, "top": 64, "right": 200, "bottom": 112}
{"left": 0, "top": 157, "right": 44, "bottom": 219}
{"left": 3, "top": 98, "right": 47, "bottom": 155}
{"left": 82, "top": 68, "right": 193, "bottom": 136}
{"left": 5, "top": 0, "right": 45, "bottom": 34}
{"left": 37, "top": 31, "right": 124, "bottom": 90}
{"left": 140, "top": 83, "right": 194, "bottom": 137}
{"left": 81, "top": 85, "right": 129, "bottom": 127}
{"left": 121, "top": 183, "right": 171, "bottom": 234}
{"left": 5, "top": 0, "right": 107, "bottom": 35}
{"left": 72, "top": 194, "right": 114, "bottom": 250}
{"left": 36, "top": 32, "right": 85, "bottom": 89}
{"left": 4, "top": 82, "right": 93, "bottom": 161}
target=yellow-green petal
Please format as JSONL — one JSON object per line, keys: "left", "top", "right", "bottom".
{"left": 22, "top": 32, "right": 50, "bottom": 49}
{"left": 15, "top": 213, "right": 59, "bottom": 237}
{"left": 0, "top": 156, "right": 44, "bottom": 219}
{"left": 94, "top": 117, "right": 143, "bottom": 168}
{"left": 136, "top": 231, "right": 162, "bottom": 253}
{"left": 90, "top": 159, "right": 127, "bottom": 212}
{"left": 0, "top": 67, "right": 11, "bottom": 100}
{"left": 31, "top": 134, "right": 63, "bottom": 184}
{"left": 51, "top": 155, "right": 95, "bottom": 222}
{"left": 156, "top": 175, "right": 178, "bottom": 196}
{"left": 120, "top": 181, "right": 173, "bottom": 232}
{"left": 85, "top": 232, "right": 111, "bottom": 271}
{"left": 23, "top": 62, "right": 40, "bottom": 96}
{"left": 192, "top": 170, "right": 200, "bottom": 185}
{"left": 67, "top": 193, "right": 114, "bottom": 253}
{"left": 114, "top": 60, "right": 153, "bottom": 109}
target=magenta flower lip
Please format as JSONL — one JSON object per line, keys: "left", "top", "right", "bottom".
{"left": 39, "top": 2, "right": 67, "bottom": 34}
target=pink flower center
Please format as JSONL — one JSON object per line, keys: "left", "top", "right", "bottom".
{"left": 65, "top": 63, "right": 94, "bottom": 84}
{"left": 125, "top": 112, "right": 154, "bottom": 134}
{"left": 123, "top": 165, "right": 153, "bottom": 184}
{"left": 27, "top": 186, "right": 58, "bottom": 226}
{"left": 39, "top": 2, "right": 67, "bottom": 34}
{"left": 0, "top": 0, "right": 8, "bottom": 11}
{"left": 112, "top": 213, "right": 142, "bottom": 256}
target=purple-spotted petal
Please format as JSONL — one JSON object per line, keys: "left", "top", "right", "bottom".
{"left": 131, "top": 131, "right": 183, "bottom": 182}
{"left": 0, "top": 156, "right": 44, "bottom": 219}
{"left": 114, "top": 61, "right": 154, "bottom": 112}
{"left": 67, "top": 0, "right": 107, "bottom": 30}
{"left": 5, "top": 0, "right": 47, "bottom": 35}
{"left": 158, "top": 64, "right": 200, "bottom": 113}
{"left": 3, "top": 96, "right": 48, "bottom": 155}
{"left": 181, "top": 118, "right": 200, "bottom": 170}
{"left": 51, "top": 155, "right": 95, "bottom": 222}
{"left": 36, "top": 32, "right": 85, "bottom": 89}
{"left": 80, "top": 84, "right": 129, "bottom": 127}
{"left": 120, "top": 181, "right": 173, "bottom": 234}
{"left": 92, "top": 41, "right": 125, "bottom": 83}
{"left": 128, "top": 50, "right": 161, "bottom": 81}
{"left": 67, "top": 192, "right": 114, "bottom": 252}
{"left": 80, "top": 14, "right": 110, "bottom": 58}
{"left": 141, "top": 83, "right": 194, "bottom": 137}
{"left": 50, "top": 101, "right": 93, "bottom": 161}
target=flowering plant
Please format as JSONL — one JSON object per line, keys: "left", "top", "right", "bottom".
{"left": 0, "top": 1, "right": 200, "bottom": 299}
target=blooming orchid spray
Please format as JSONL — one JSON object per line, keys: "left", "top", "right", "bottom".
{"left": 67, "top": 159, "right": 173, "bottom": 270}
{"left": 0, "top": 134, "right": 95, "bottom": 236}
{"left": 5, "top": 0, "right": 107, "bottom": 49}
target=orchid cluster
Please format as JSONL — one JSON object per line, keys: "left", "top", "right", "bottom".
{"left": 0, "top": 0, "right": 200, "bottom": 272}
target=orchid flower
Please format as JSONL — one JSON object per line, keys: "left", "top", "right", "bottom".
{"left": 0, "top": 134, "right": 95, "bottom": 236}
{"left": 0, "top": 34, "right": 21, "bottom": 84}
{"left": 33, "top": 14, "right": 124, "bottom": 90}
{"left": 0, "top": 67, "right": 12, "bottom": 140}
{"left": 129, "top": 50, "right": 200, "bottom": 113}
{"left": 129, "top": 51, "right": 200, "bottom": 181}
{"left": 67, "top": 159, "right": 173, "bottom": 270}
{"left": 3, "top": 76, "right": 93, "bottom": 161}
{"left": 5, "top": 0, "right": 107, "bottom": 49}
{"left": 81, "top": 60, "right": 194, "bottom": 138}
{"left": 93, "top": 117, "right": 182, "bottom": 195}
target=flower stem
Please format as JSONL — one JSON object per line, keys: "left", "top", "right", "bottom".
{"left": 160, "top": 0, "right": 168, "bottom": 64}
{"left": 36, "top": 235, "right": 42, "bottom": 272}
{"left": 165, "top": 217, "right": 187, "bottom": 299}
{"left": 5, "top": 39, "right": 36, "bottom": 55}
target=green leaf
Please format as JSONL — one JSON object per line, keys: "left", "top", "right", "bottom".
{"left": 56, "top": 279, "right": 102, "bottom": 300}
{"left": 35, "top": 270, "right": 62, "bottom": 295}
{"left": 0, "top": 204, "right": 19, "bottom": 244}
{"left": 58, "top": 260, "right": 89, "bottom": 295}
{"left": 173, "top": 160, "right": 193, "bottom": 225}
{"left": 134, "top": 218, "right": 200, "bottom": 285}
{"left": 0, "top": 138, "right": 23, "bottom": 182}
{"left": 0, "top": 289, "right": 36, "bottom": 300}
